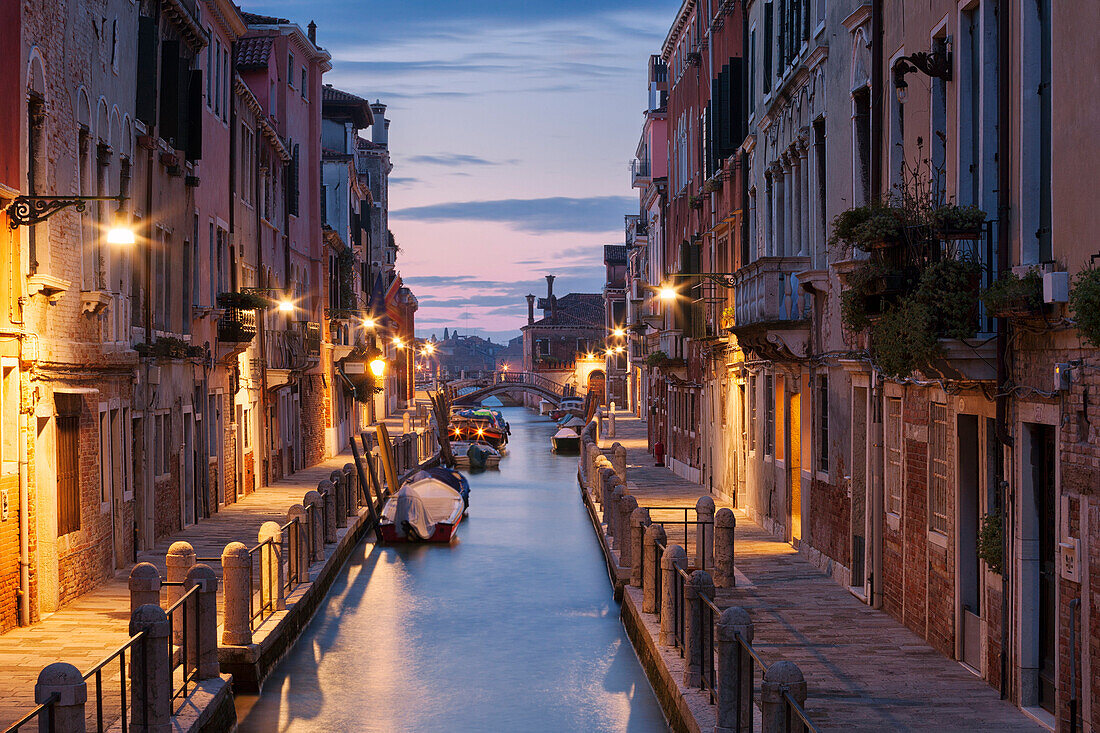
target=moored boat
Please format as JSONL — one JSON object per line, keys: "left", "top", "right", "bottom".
{"left": 412, "top": 466, "right": 470, "bottom": 511}
{"left": 380, "top": 477, "right": 465, "bottom": 543}
{"left": 551, "top": 427, "right": 580, "bottom": 453}
{"left": 465, "top": 442, "right": 502, "bottom": 469}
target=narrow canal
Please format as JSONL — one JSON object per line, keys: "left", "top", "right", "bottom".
{"left": 236, "top": 406, "right": 666, "bottom": 732}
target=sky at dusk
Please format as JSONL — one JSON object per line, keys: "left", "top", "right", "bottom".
{"left": 246, "top": 0, "right": 679, "bottom": 343}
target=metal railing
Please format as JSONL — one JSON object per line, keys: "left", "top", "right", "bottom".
{"left": 162, "top": 583, "right": 200, "bottom": 706}
{"left": 83, "top": 633, "right": 148, "bottom": 733}
{"left": 647, "top": 507, "right": 713, "bottom": 570}
{"left": 4, "top": 693, "right": 58, "bottom": 732}
{"left": 282, "top": 516, "right": 305, "bottom": 591}
{"left": 249, "top": 538, "right": 279, "bottom": 629}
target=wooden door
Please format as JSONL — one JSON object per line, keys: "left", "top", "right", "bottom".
{"left": 789, "top": 391, "right": 802, "bottom": 543}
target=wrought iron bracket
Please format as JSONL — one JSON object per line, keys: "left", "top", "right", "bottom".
{"left": 671, "top": 272, "right": 738, "bottom": 288}
{"left": 892, "top": 38, "right": 952, "bottom": 94}
{"left": 6, "top": 195, "right": 127, "bottom": 229}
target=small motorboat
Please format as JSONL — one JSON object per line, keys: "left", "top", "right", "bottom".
{"left": 412, "top": 467, "right": 470, "bottom": 511}
{"left": 466, "top": 442, "right": 501, "bottom": 469}
{"left": 551, "top": 427, "right": 581, "bottom": 453}
{"left": 379, "top": 477, "right": 464, "bottom": 543}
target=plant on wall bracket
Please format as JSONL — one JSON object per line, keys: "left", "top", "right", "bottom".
{"left": 645, "top": 350, "right": 669, "bottom": 368}
{"left": 981, "top": 268, "right": 1043, "bottom": 319}
{"left": 337, "top": 246, "right": 357, "bottom": 310}
{"left": 976, "top": 511, "right": 1003, "bottom": 575}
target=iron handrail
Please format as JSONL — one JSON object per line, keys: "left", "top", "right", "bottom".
{"left": 248, "top": 537, "right": 278, "bottom": 630}
{"left": 165, "top": 584, "right": 200, "bottom": 705}
{"left": 643, "top": 506, "right": 714, "bottom": 570}
{"left": 81, "top": 631, "right": 147, "bottom": 733}
{"left": 3, "top": 692, "right": 58, "bottom": 733}
{"left": 782, "top": 689, "right": 821, "bottom": 733}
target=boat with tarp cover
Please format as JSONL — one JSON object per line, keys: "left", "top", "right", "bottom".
{"left": 380, "top": 477, "right": 464, "bottom": 543}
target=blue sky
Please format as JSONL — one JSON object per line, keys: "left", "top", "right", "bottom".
{"left": 248, "top": 0, "right": 678, "bottom": 342}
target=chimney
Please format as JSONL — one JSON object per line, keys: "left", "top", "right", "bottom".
{"left": 525, "top": 294, "right": 536, "bottom": 325}
{"left": 307, "top": 21, "right": 317, "bottom": 46}
{"left": 370, "top": 101, "right": 389, "bottom": 147}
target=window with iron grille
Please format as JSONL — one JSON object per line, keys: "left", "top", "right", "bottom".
{"left": 747, "top": 376, "right": 756, "bottom": 451}
{"left": 764, "top": 374, "right": 775, "bottom": 456}
{"left": 56, "top": 394, "right": 82, "bottom": 536}
{"left": 885, "top": 397, "right": 903, "bottom": 515}
{"left": 929, "top": 402, "right": 949, "bottom": 534}
{"left": 817, "top": 374, "right": 829, "bottom": 473}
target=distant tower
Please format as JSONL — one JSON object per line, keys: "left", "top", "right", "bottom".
{"left": 443, "top": 327, "right": 450, "bottom": 341}
{"left": 526, "top": 294, "right": 536, "bottom": 325}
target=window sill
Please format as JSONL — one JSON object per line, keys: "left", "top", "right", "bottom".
{"left": 816, "top": 470, "right": 830, "bottom": 483}
{"left": 927, "top": 529, "right": 948, "bottom": 550}
{"left": 886, "top": 512, "right": 900, "bottom": 532}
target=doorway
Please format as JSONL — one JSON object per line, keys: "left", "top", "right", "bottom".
{"left": 957, "top": 414, "right": 981, "bottom": 670}
{"left": 851, "top": 386, "right": 868, "bottom": 592}
{"left": 1021, "top": 422, "right": 1056, "bottom": 713}
{"left": 789, "top": 389, "right": 802, "bottom": 544}
{"left": 182, "top": 410, "right": 195, "bottom": 527}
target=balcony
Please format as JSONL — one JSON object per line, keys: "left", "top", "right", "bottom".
{"left": 631, "top": 159, "right": 651, "bottom": 188}
{"left": 217, "top": 308, "right": 257, "bottom": 344}
{"left": 729, "top": 256, "right": 811, "bottom": 359}
{"left": 295, "top": 320, "right": 322, "bottom": 357}
{"left": 658, "top": 330, "right": 686, "bottom": 365}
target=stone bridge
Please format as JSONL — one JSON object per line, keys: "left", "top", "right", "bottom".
{"left": 448, "top": 372, "right": 577, "bottom": 406}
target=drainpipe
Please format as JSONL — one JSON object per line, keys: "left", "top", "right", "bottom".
{"left": 995, "top": 0, "right": 1013, "bottom": 699}
{"left": 18, "top": 405, "right": 30, "bottom": 625}
{"left": 870, "top": 0, "right": 883, "bottom": 206}
{"left": 870, "top": 371, "right": 884, "bottom": 608}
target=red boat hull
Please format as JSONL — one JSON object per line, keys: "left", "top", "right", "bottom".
{"left": 380, "top": 518, "right": 461, "bottom": 543}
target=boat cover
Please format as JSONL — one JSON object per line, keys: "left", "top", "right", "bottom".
{"left": 553, "top": 428, "right": 579, "bottom": 440}
{"left": 394, "top": 478, "right": 462, "bottom": 540}
{"left": 559, "top": 416, "right": 586, "bottom": 429}
{"left": 413, "top": 467, "right": 470, "bottom": 508}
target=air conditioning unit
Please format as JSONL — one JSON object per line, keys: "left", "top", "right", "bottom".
{"left": 147, "top": 366, "right": 161, "bottom": 385}
{"left": 1043, "top": 271, "right": 1069, "bottom": 303}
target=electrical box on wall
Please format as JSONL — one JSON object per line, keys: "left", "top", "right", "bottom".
{"left": 1054, "top": 363, "right": 1073, "bottom": 391}
{"left": 1043, "top": 271, "right": 1070, "bottom": 303}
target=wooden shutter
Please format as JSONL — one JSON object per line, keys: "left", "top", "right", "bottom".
{"left": 136, "top": 16, "right": 158, "bottom": 126}
{"left": 159, "top": 41, "right": 181, "bottom": 145}
{"left": 186, "top": 69, "right": 203, "bottom": 161}
{"left": 55, "top": 395, "right": 82, "bottom": 536}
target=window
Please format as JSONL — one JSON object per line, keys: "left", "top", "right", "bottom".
{"left": 1, "top": 363, "right": 18, "bottom": 473}
{"left": 154, "top": 412, "right": 171, "bottom": 478}
{"left": 98, "top": 405, "right": 131, "bottom": 505}
{"left": 764, "top": 373, "right": 775, "bottom": 456}
{"left": 775, "top": 375, "right": 785, "bottom": 461}
{"left": 853, "top": 87, "right": 871, "bottom": 205}
{"left": 929, "top": 33, "right": 948, "bottom": 199}
{"left": 240, "top": 125, "right": 254, "bottom": 204}
{"left": 301, "top": 68, "right": 308, "bottom": 98}
{"left": 748, "top": 375, "right": 757, "bottom": 451}
{"left": 56, "top": 394, "right": 82, "bottom": 535}
{"left": 749, "top": 28, "right": 756, "bottom": 115}
{"left": 182, "top": 237, "right": 191, "bottom": 335}
{"left": 221, "top": 47, "right": 229, "bottom": 122}
{"left": 885, "top": 397, "right": 902, "bottom": 515}
{"left": 243, "top": 407, "right": 251, "bottom": 449}
{"left": 929, "top": 402, "right": 949, "bottom": 534}
{"left": 288, "top": 53, "right": 295, "bottom": 87}
{"left": 817, "top": 375, "right": 829, "bottom": 472}
{"left": 205, "top": 30, "right": 212, "bottom": 106}
{"left": 763, "top": 2, "right": 773, "bottom": 94}
{"left": 213, "top": 39, "right": 221, "bottom": 117}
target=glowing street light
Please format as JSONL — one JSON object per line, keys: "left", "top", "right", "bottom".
{"left": 659, "top": 285, "right": 677, "bottom": 302}
{"left": 615, "top": 345, "right": 625, "bottom": 353}
{"left": 105, "top": 212, "right": 136, "bottom": 245}
{"left": 501, "top": 363, "right": 509, "bottom": 372}
{"left": 423, "top": 342, "right": 436, "bottom": 354}
{"left": 612, "top": 327, "right": 626, "bottom": 338}
{"left": 369, "top": 357, "right": 386, "bottom": 377}
{"left": 392, "top": 336, "right": 405, "bottom": 349}
{"left": 604, "top": 349, "right": 614, "bottom": 357}
{"left": 277, "top": 299, "right": 295, "bottom": 313}
{"left": 362, "top": 316, "right": 377, "bottom": 329}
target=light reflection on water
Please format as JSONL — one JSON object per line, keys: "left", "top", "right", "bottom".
{"left": 236, "top": 407, "right": 668, "bottom": 732}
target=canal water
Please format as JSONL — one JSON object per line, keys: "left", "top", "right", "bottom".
{"left": 236, "top": 407, "right": 667, "bottom": 732}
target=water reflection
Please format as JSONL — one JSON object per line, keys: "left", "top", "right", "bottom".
{"left": 237, "top": 407, "right": 667, "bottom": 732}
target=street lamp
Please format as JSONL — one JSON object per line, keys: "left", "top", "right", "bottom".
{"left": 612, "top": 327, "right": 626, "bottom": 338}
{"left": 362, "top": 316, "right": 377, "bottom": 329}
{"left": 277, "top": 299, "right": 295, "bottom": 313}
{"left": 369, "top": 356, "right": 386, "bottom": 378}
{"left": 658, "top": 284, "right": 677, "bottom": 302}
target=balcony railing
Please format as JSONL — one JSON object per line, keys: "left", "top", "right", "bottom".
{"left": 296, "top": 320, "right": 321, "bottom": 356}
{"left": 217, "top": 308, "right": 257, "bottom": 343}
{"left": 631, "top": 159, "right": 652, "bottom": 187}
{"left": 730, "top": 256, "right": 811, "bottom": 329}
{"left": 658, "top": 330, "right": 685, "bottom": 362}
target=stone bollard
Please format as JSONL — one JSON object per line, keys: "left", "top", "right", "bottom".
{"left": 403, "top": 410, "right": 412, "bottom": 435}
{"left": 595, "top": 407, "right": 603, "bottom": 439}
{"left": 762, "top": 661, "right": 808, "bottom": 733}
{"left": 716, "top": 607, "right": 754, "bottom": 733}
{"left": 343, "top": 464, "right": 358, "bottom": 514}
{"left": 643, "top": 524, "right": 667, "bottom": 613}
{"left": 618, "top": 494, "right": 638, "bottom": 568}
{"left": 609, "top": 485, "right": 625, "bottom": 548}
{"left": 330, "top": 470, "right": 347, "bottom": 529}
{"left": 630, "top": 507, "right": 651, "bottom": 587}
{"left": 608, "top": 401, "right": 616, "bottom": 438}
{"left": 130, "top": 603, "right": 171, "bottom": 733}
{"left": 286, "top": 504, "right": 310, "bottom": 584}
{"left": 304, "top": 490, "right": 324, "bottom": 562}
{"left": 35, "top": 662, "right": 87, "bottom": 733}
{"left": 714, "top": 508, "right": 737, "bottom": 588}
{"left": 165, "top": 541, "right": 195, "bottom": 644}
{"left": 221, "top": 542, "right": 252, "bottom": 646}
{"left": 319, "top": 480, "right": 337, "bottom": 544}
{"left": 696, "top": 496, "right": 715, "bottom": 571}
{"left": 612, "top": 442, "right": 628, "bottom": 484}
{"left": 593, "top": 455, "right": 612, "bottom": 497}
{"left": 683, "top": 569, "right": 715, "bottom": 687}
{"left": 185, "top": 564, "right": 219, "bottom": 679}
{"left": 258, "top": 521, "right": 286, "bottom": 612}
{"left": 659, "top": 544, "right": 687, "bottom": 646}
{"left": 597, "top": 465, "right": 615, "bottom": 514}
{"left": 128, "top": 562, "right": 161, "bottom": 615}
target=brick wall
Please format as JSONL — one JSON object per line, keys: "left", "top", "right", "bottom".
{"left": 300, "top": 374, "right": 326, "bottom": 465}
{"left": 808, "top": 477, "right": 849, "bottom": 567}
{"left": 0, "top": 473, "right": 20, "bottom": 632}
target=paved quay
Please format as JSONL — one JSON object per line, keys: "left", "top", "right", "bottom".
{"left": 0, "top": 452, "right": 354, "bottom": 729}
{"left": 597, "top": 412, "right": 1040, "bottom": 732}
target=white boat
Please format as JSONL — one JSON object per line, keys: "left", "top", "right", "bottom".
{"left": 551, "top": 427, "right": 581, "bottom": 453}
{"left": 379, "top": 477, "right": 464, "bottom": 543}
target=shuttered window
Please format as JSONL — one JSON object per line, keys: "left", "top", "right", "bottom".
{"left": 56, "top": 395, "right": 82, "bottom": 536}
{"left": 885, "top": 397, "right": 902, "bottom": 516}
{"left": 929, "top": 403, "right": 949, "bottom": 534}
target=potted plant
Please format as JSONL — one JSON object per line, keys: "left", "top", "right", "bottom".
{"left": 645, "top": 350, "right": 669, "bottom": 368}
{"left": 135, "top": 336, "right": 204, "bottom": 360}
{"left": 830, "top": 204, "right": 905, "bottom": 252}
{"left": 688, "top": 194, "right": 704, "bottom": 210}
{"left": 929, "top": 204, "right": 987, "bottom": 240}
{"left": 217, "top": 290, "right": 273, "bottom": 310}
{"left": 720, "top": 304, "right": 736, "bottom": 330}
{"left": 914, "top": 257, "right": 983, "bottom": 339}
{"left": 1070, "top": 265, "right": 1100, "bottom": 347}
{"left": 703, "top": 174, "right": 722, "bottom": 194}
{"left": 981, "top": 269, "right": 1043, "bottom": 318}
{"left": 840, "top": 262, "right": 882, "bottom": 332}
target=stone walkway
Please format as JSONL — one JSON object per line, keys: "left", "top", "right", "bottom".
{"left": 600, "top": 413, "right": 1039, "bottom": 731}
{"left": 0, "top": 452, "right": 353, "bottom": 728}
